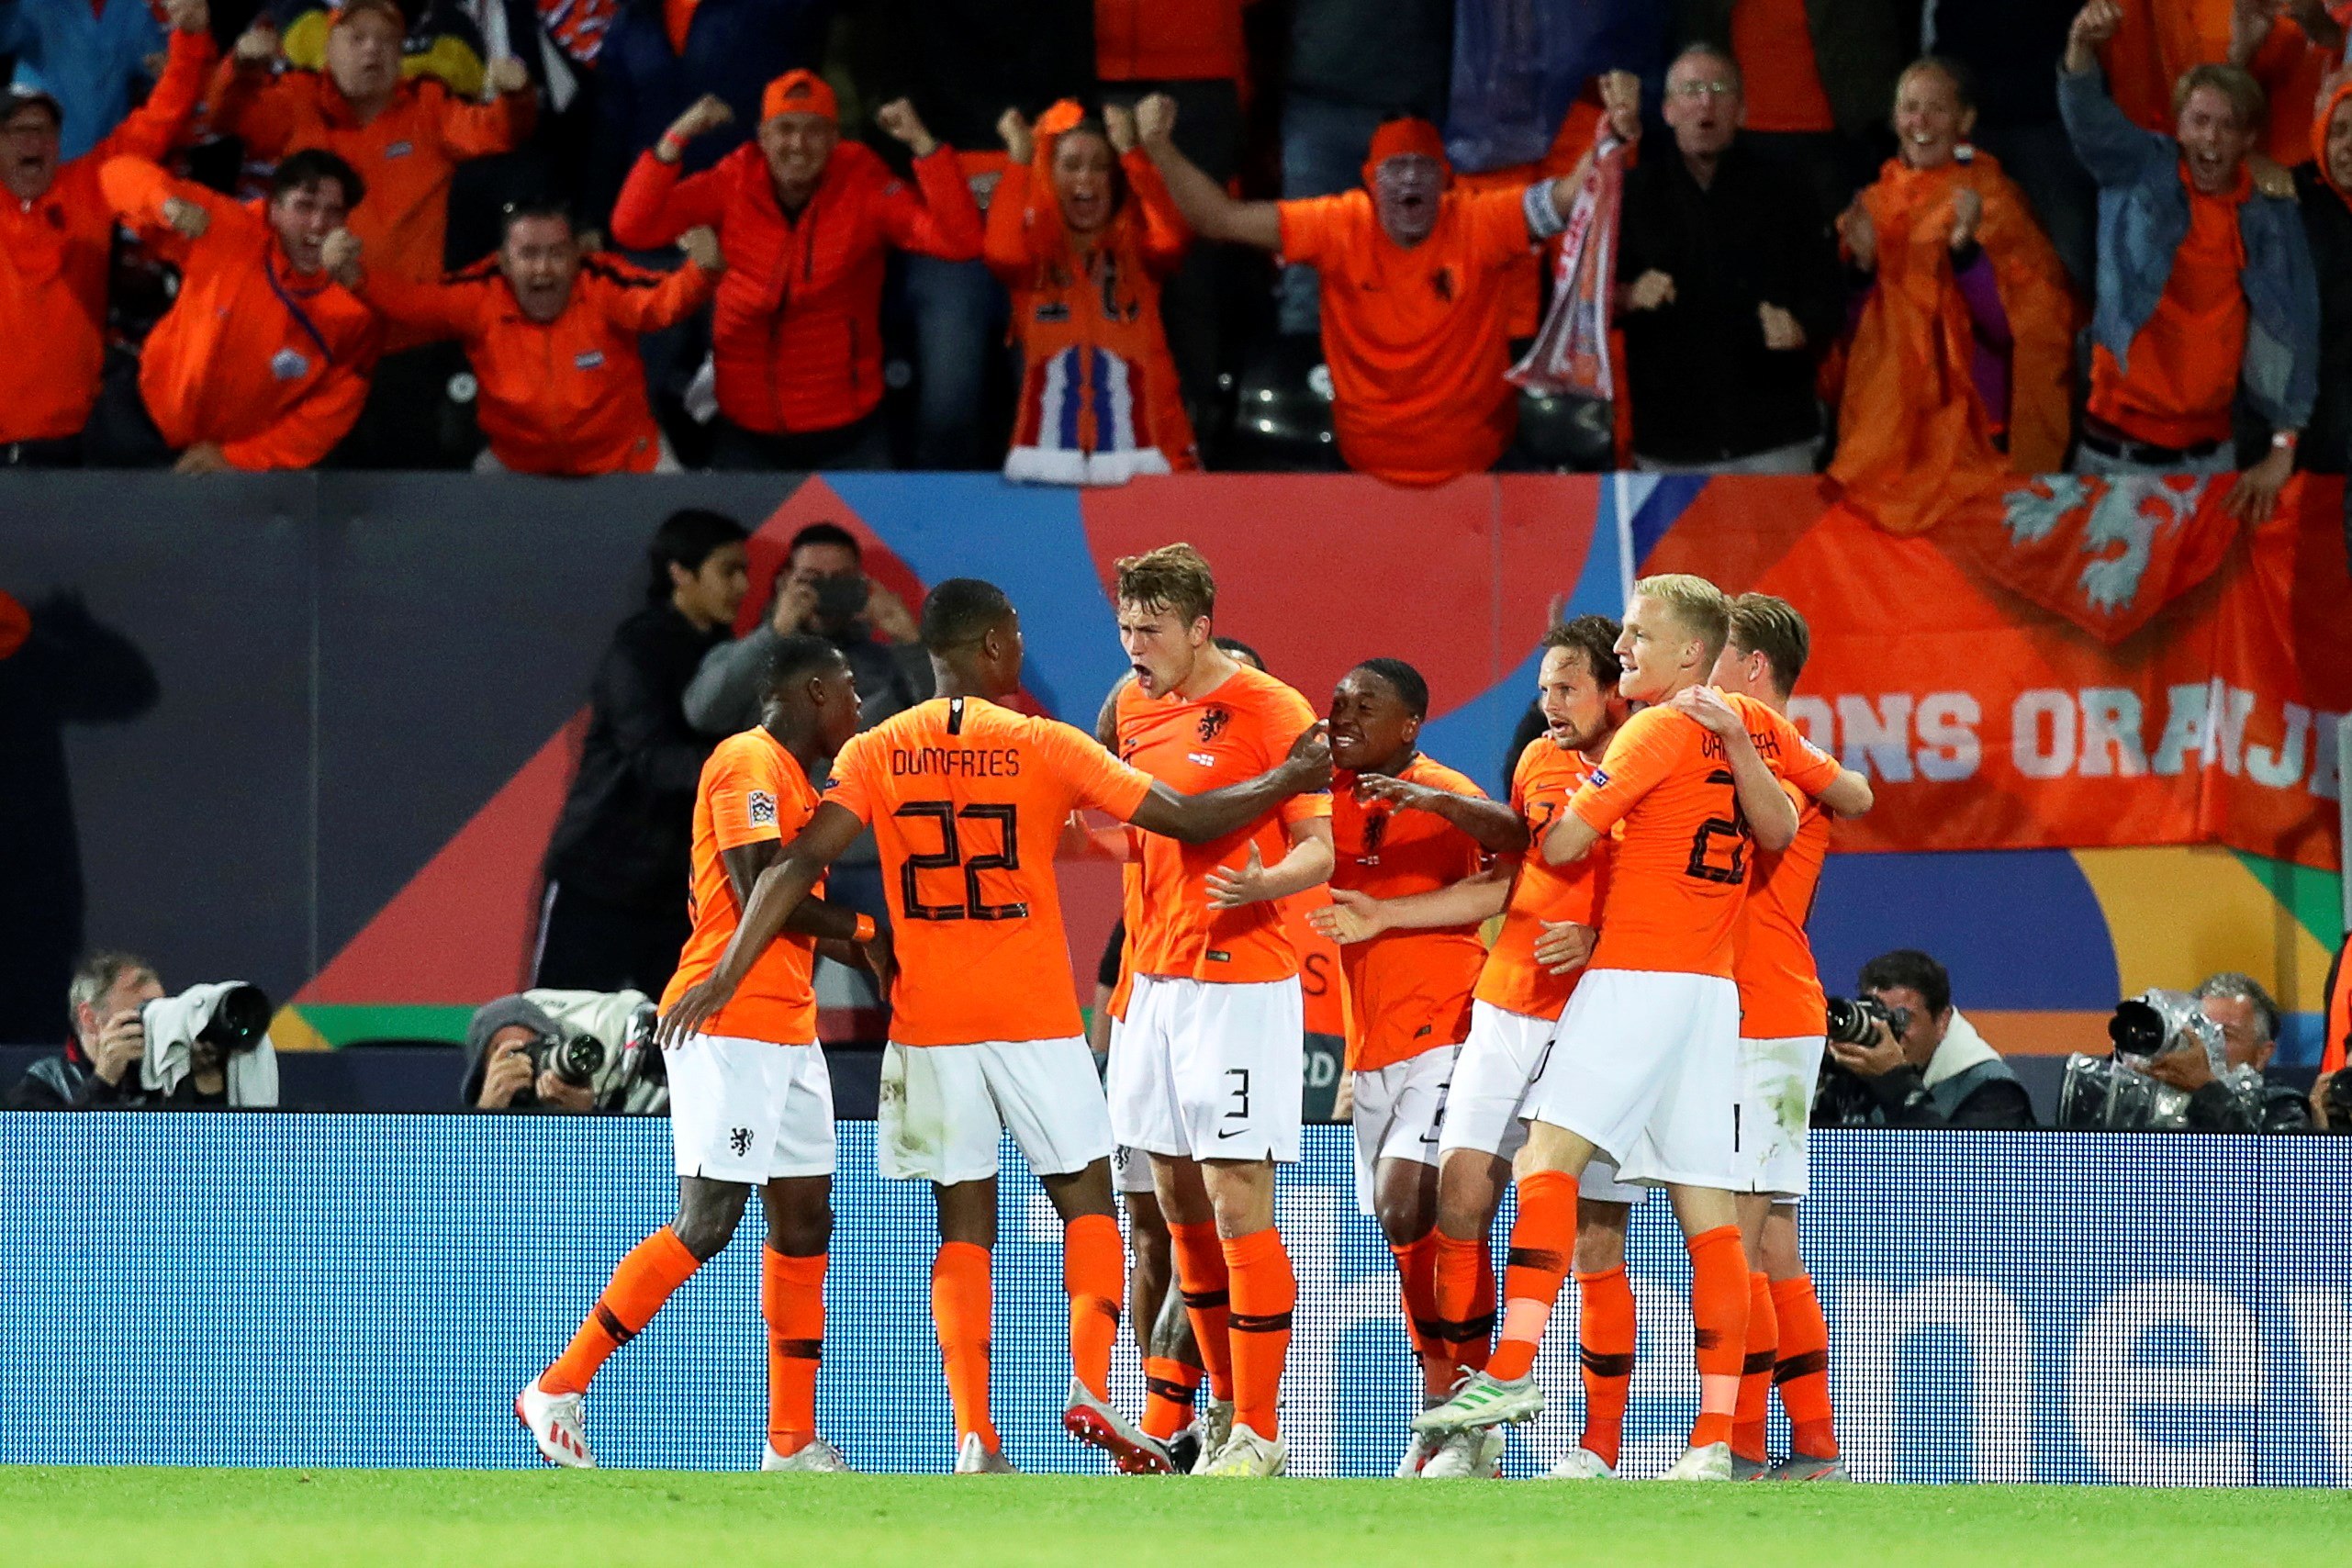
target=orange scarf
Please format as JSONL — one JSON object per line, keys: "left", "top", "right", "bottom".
{"left": 1831, "top": 151, "right": 2078, "bottom": 535}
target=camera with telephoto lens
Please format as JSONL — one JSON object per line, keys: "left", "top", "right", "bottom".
{"left": 521, "top": 1029, "right": 608, "bottom": 1090}
{"left": 2056, "top": 987, "right": 2264, "bottom": 1130}
{"left": 1825, "top": 995, "right": 1912, "bottom": 1047}
{"left": 140, "top": 981, "right": 270, "bottom": 1056}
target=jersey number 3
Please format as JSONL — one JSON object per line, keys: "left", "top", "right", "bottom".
{"left": 1685, "top": 768, "right": 1749, "bottom": 885}
{"left": 896, "top": 801, "right": 1028, "bottom": 921}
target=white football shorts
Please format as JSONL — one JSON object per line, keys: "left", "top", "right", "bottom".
{"left": 877, "top": 1036, "right": 1114, "bottom": 1185}
{"left": 667, "top": 1033, "right": 834, "bottom": 1182}
{"left": 1108, "top": 974, "right": 1303, "bottom": 1164}
{"left": 1524, "top": 969, "right": 1742, "bottom": 1190}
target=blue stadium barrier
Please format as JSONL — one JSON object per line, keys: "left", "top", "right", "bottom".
{"left": 3, "top": 1116, "right": 2346, "bottom": 1484}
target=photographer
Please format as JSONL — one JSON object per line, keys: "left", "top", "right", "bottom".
{"left": 1817, "top": 949, "right": 2037, "bottom": 1128}
{"left": 2141, "top": 973, "right": 2314, "bottom": 1134}
{"left": 463, "top": 992, "right": 668, "bottom": 1114}
{"left": 682, "top": 523, "right": 932, "bottom": 738}
{"left": 7, "top": 953, "right": 270, "bottom": 1109}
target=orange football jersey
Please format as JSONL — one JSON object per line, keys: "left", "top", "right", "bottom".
{"left": 1734, "top": 783, "right": 1831, "bottom": 1039}
{"left": 1473, "top": 738, "right": 1611, "bottom": 1021}
{"left": 1330, "top": 755, "right": 1490, "bottom": 1070}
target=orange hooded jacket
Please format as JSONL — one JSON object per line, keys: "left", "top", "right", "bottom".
{"left": 985, "top": 103, "right": 1197, "bottom": 483}
{"left": 101, "top": 158, "right": 381, "bottom": 469}
{"left": 1830, "top": 150, "right": 2078, "bottom": 535}
{"left": 207, "top": 62, "right": 535, "bottom": 286}
{"left": 1, "top": 27, "right": 215, "bottom": 443}
{"left": 357, "top": 254, "right": 717, "bottom": 475}
{"left": 610, "top": 139, "right": 982, "bottom": 437}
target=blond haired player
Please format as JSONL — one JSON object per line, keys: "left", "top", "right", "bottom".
{"left": 664, "top": 578, "right": 1327, "bottom": 1474}
{"left": 1416, "top": 575, "right": 1868, "bottom": 1480}
{"left": 1107, "top": 543, "right": 1334, "bottom": 1477}
{"left": 1709, "top": 593, "right": 1866, "bottom": 1480}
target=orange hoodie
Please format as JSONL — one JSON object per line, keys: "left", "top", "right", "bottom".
{"left": 358, "top": 254, "right": 717, "bottom": 475}
{"left": 986, "top": 104, "right": 1196, "bottom": 482}
{"left": 207, "top": 62, "right": 535, "bottom": 286}
{"left": 101, "top": 157, "right": 381, "bottom": 469}
{"left": 1, "top": 28, "right": 215, "bottom": 443}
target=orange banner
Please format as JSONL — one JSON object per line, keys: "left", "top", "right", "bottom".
{"left": 1649, "top": 476, "right": 2350, "bottom": 871}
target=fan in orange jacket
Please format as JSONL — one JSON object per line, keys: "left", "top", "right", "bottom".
{"left": 207, "top": 0, "right": 536, "bottom": 288}
{"left": 986, "top": 99, "right": 1196, "bottom": 485}
{"left": 332, "top": 202, "right": 721, "bottom": 475}
{"left": 609, "top": 71, "right": 983, "bottom": 460}
{"left": 101, "top": 149, "right": 381, "bottom": 472}
{"left": 1830, "top": 58, "right": 2078, "bottom": 535}
{"left": 1, "top": 1, "right": 215, "bottom": 454}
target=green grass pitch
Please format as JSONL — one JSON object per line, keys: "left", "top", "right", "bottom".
{"left": 6, "top": 1469, "right": 2349, "bottom": 1567}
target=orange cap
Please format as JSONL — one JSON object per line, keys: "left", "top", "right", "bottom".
{"left": 332, "top": 0, "right": 408, "bottom": 31}
{"left": 1361, "top": 117, "right": 1450, "bottom": 188}
{"left": 761, "top": 69, "right": 838, "bottom": 125}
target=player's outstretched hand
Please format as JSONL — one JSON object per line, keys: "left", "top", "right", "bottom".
{"left": 657, "top": 976, "right": 736, "bottom": 1047}
{"left": 1353, "top": 771, "right": 1436, "bottom": 813}
{"left": 1533, "top": 919, "right": 1595, "bottom": 975}
{"left": 1204, "top": 843, "right": 1271, "bottom": 909}
{"left": 1307, "top": 887, "right": 1389, "bottom": 945}
{"left": 1282, "top": 721, "right": 1334, "bottom": 790}
{"left": 1670, "top": 683, "right": 1743, "bottom": 737}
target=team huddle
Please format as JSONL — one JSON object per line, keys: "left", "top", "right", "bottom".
{"left": 512, "top": 543, "right": 1871, "bottom": 1483}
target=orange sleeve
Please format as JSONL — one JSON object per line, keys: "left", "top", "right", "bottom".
{"left": 1751, "top": 701, "right": 1842, "bottom": 798}
{"left": 1038, "top": 719, "right": 1155, "bottom": 821}
{"left": 207, "top": 58, "right": 298, "bottom": 158}
{"left": 218, "top": 350, "right": 375, "bottom": 471}
{"left": 353, "top": 269, "right": 478, "bottom": 342}
{"left": 875, "top": 145, "right": 986, "bottom": 263}
{"left": 981, "top": 162, "right": 1045, "bottom": 278}
{"left": 1276, "top": 193, "right": 1354, "bottom": 266}
{"left": 1569, "top": 707, "right": 1682, "bottom": 834}
{"left": 95, "top": 27, "right": 215, "bottom": 164}
{"left": 609, "top": 151, "right": 729, "bottom": 251}
{"left": 97, "top": 155, "right": 237, "bottom": 263}
{"left": 707, "top": 745, "right": 784, "bottom": 853}
{"left": 1122, "top": 149, "right": 1191, "bottom": 274}
{"left": 601, "top": 258, "right": 718, "bottom": 333}
{"left": 434, "top": 81, "right": 538, "bottom": 160}
{"left": 819, "top": 729, "right": 883, "bottom": 826}
{"left": 1468, "top": 185, "right": 1539, "bottom": 269}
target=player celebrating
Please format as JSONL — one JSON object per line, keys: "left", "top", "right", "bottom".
{"left": 1107, "top": 543, "right": 1333, "bottom": 1478}
{"left": 663, "top": 577, "right": 1329, "bottom": 1475}
{"left": 1710, "top": 594, "right": 1865, "bottom": 1481}
{"left": 1317, "top": 617, "right": 1637, "bottom": 1478}
{"left": 517, "top": 636, "right": 889, "bottom": 1473}
{"left": 1307, "top": 659, "right": 1521, "bottom": 1461}
{"left": 1416, "top": 574, "right": 1865, "bottom": 1481}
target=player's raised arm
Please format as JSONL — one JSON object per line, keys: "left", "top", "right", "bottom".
{"left": 1670, "top": 686, "right": 1799, "bottom": 852}
{"left": 1126, "top": 722, "right": 1334, "bottom": 845}
{"left": 659, "top": 801, "right": 872, "bottom": 1043}
{"left": 1353, "top": 771, "right": 1528, "bottom": 856}
{"left": 1309, "top": 868, "right": 1510, "bottom": 944}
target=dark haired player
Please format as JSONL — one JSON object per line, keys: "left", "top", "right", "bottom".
{"left": 664, "top": 577, "right": 1327, "bottom": 1474}
{"left": 519, "top": 635, "right": 887, "bottom": 1473}
{"left": 1306, "top": 658, "right": 1522, "bottom": 1472}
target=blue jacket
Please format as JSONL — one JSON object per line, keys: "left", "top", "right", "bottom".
{"left": 1, "top": 0, "right": 165, "bottom": 162}
{"left": 583, "top": 0, "right": 834, "bottom": 227}
{"left": 2057, "top": 62, "right": 2319, "bottom": 435}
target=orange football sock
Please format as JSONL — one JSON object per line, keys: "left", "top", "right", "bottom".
{"left": 1064, "top": 1214, "right": 1125, "bottom": 1402}
{"left": 1221, "top": 1226, "right": 1295, "bottom": 1440}
{"left": 1686, "top": 1226, "right": 1750, "bottom": 1451}
{"left": 1168, "top": 1220, "right": 1236, "bottom": 1403}
{"left": 1141, "top": 1355, "right": 1202, "bottom": 1440}
{"left": 1733, "top": 1271, "right": 1776, "bottom": 1464}
{"left": 1390, "top": 1233, "right": 1448, "bottom": 1399}
{"left": 542, "top": 1226, "right": 700, "bottom": 1395}
{"left": 1771, "top": 1272, "right": 1839, "bottom": 1459}
{"left": 1574, "top": 1264, "right": 1635, "bottom": 1470}
{"left": 1485, "top": 1170, "right": 1576, "bottom": 1383}
{"left": 761, "top": 1247, "right": 825, "bottom": 1456}
{"left": 931, "top": 1240, "right": 998, "bottom": 1451}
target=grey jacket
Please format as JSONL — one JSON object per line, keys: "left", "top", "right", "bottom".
{"left": 682, "top": 622, "right": 934, "bottom": 738}
{"left": 2057, "top": 62, "right": 2320, "bottom": 436}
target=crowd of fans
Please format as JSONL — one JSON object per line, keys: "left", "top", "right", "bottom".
{"left": 6, "top": 0, "right": 2352, "bottom": 491}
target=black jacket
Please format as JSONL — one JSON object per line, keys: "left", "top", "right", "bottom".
{"left": 543, "top": 603, "right": 725, "bottom": 907}
{"left": 2187, "top": 1069, "right": 2319, "bottom": 1134}
{"left": 1676, "top": 0, "right": 1915, "bottom": 139}
{"left": 2295, "top": 164, "right": 2352, "bottom": 475}
{"left": 7, "top": 1039, "right": 226, "bottom": 1110}
{"left": 1617, "top": 140, "right": 1840, "bottom": 464}
{"left": 1814, "top": 1060, "right": 2039, "bottom": 1129}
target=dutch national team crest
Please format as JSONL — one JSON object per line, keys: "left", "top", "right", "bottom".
{"left": 1196, "top": 707, "right": 1230, "bottom": 744}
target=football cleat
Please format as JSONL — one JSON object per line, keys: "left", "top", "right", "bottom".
{"left": 761, "top": 1437, "right": 851, "bottom": 1473}
{"left": 1191, "top": 1399, "right": 1236, "bottom": 1474}
{"left": 1419, "top": 1428, "right": 1506, "bottom": 1479}
{"left": 1410, "top": 1371, "right": 1544, "bottom": 1435}
{"left": 1545, "top": 1447, "right": 1617, "bottom": 1480}
{"left": 1764, "top": 1452, "right": 1850, "bottom": 1482}
{"left": 954, "top": 1432, "right": 1020, "bottom": 1474}
{"left": 1201, "top": 1423, "right": 1288, "bottom": 1477}
{"left": 514, "top": 1378, "right": 595, "bottom": 1469}
{"left": 1730, "top": 1452, "right": 1769, "bottom": 1481}
{"left": 1658, "top": 1442, "right": 1735, "bottom": 1481}
{"left": 1062, "top": 1376, "right": 1175, "bottom": 1474}
{"left": 1167, "top": 1427, "right": 1204, "bottom": 1476}
{"left": 1394, "top": 1430, "right": 1442, "bottom": 1478}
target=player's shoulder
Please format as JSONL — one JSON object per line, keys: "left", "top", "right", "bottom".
{"left": 1226, "top": 664, "right": 1314, "bottom": 725}
{"left": 1612, "top": 702, "right": 1688, "bottom": 748}
{"left": 708, "top": 725, "right": 780, "bottom": 771}
{"left": 1407, "top": 754, "right": 1484, "bottom": 799}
